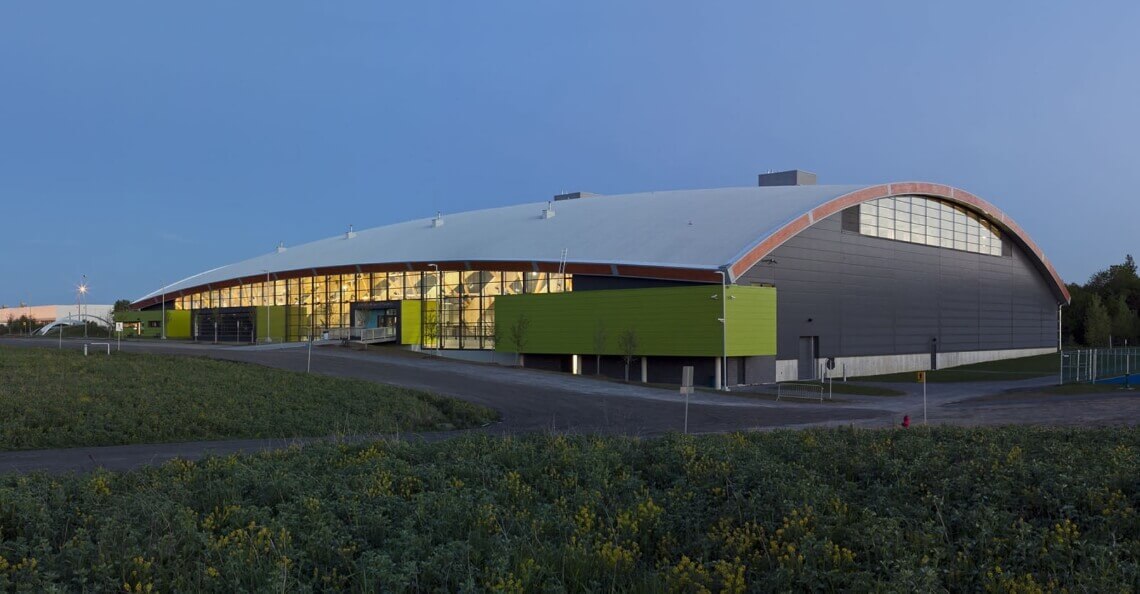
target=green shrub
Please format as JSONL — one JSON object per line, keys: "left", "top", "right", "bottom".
{"left": 1, "top": 427, "right": 1137, "bottom": 591}
{"left": 0, "top": 347, "right": 496, "bottom": 450}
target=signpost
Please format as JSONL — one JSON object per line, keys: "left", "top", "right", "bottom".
{"left": 916, "top": 371, "right": 927, "bottom": 425}
{"left": 115, "top": 322, "right": 123, "bottom": 351}
{"left": 681, "top": 366, "right": 694, "bottom": 434}
{"left": 826, "top": 357, "right": 836, "bottom": 400}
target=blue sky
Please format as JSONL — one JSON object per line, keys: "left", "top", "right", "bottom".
{"left": 2, "top": 1, "right": 1137, "bottom": 306}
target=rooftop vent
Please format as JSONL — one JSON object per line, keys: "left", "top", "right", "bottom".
{"left": 345, "top": 225, "right": 356, "bottom": 239}
{"left": 553, "top": 191, "right": 599, "bottom": 201}
{"left": 276, "top": 242, "right": 287, "bottom": 253}
{"left": 541, "top": 201, "right": 556, "bottom": 219}
{"left": 431, "top": 211, "right": 444, "bottom": 228}
{"left": 758, "top": 169, "right": 817, "bottom": 187}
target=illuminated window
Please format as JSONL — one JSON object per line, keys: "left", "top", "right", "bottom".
{"left": 851, "top": 195, "right": 1004, "bottom": 257}
{"left": 172, "top": 268, "right": 571, "bottom": 348}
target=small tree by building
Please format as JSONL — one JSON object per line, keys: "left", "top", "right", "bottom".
{"left": 617, "top": 327, "right": 639, "bottom": 382}
{"left": 507, "top": 315, "right": 531, "bottom": 366}
{"left": 1084, "top": 295, "right": 1111, "bottom": 347}
{"left": 1108, "top": 294, "right": 1138, "bottom": 345}
{"left": 489, "top": 317, "right": 503, "bottom": 362}
{"left": 592, "top": 321, "right": 608, "bottom": 375}
{"left": 422, "top": 307, "right": 440, "bottom": 351}
{"left": 112, "top": 299, "right": 132, "bottom": 313}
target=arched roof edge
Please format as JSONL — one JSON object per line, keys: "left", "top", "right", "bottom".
{"left": 726, "top": 182, "right": 1071, "bottom": 304}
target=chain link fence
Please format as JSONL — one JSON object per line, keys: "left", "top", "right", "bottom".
{"left": 1060, "top": 347, "right": 1140, "bottom": 384}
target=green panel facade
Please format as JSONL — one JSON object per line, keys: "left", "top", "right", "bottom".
{"left": 493, "top": 285, "right": 775, "bottom": 357}
{"left": 254, "top": 306, "right": 287, "bottom": 343}
{"left": 166, "top": 310, "right": 191, "bottom": 338}
{"left": 400, "top": 300, "right": 423, "bottom": 345}
{"left": 112, "top": 310, "right": 191, "bottom": 339}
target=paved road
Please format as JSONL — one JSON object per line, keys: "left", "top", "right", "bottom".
{"left": 1, "top": 338, "right": 1136, "bottom": 474}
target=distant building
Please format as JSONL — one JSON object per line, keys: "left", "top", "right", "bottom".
{"left": 129, "top": 170, "right": 1069, "bottom": 386}
{"left": 0, "top": 304, "right": 113, "bottom": 328}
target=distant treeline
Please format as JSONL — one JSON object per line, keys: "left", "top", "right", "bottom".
{"left": 1063, "top": 255, "right": 1140, "bottom": 347}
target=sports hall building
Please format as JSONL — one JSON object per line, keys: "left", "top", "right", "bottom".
{"left": 127, "top": 171, "right": 1069, "bottom": 386}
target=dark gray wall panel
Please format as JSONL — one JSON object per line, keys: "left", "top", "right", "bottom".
{"left": 737, "top": 211, "right": 1060, "bottom": 360}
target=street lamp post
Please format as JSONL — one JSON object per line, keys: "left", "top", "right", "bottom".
{"left": 79, "top": 275, "right": 88, "bottom": 339}
{"left": 1058, "top": 302, "right": 1065, "bottom": 386}
{"left": 714, "top": 269, "right": 729, "bottom": 391}
{"left": 263, "top": 269, "right": 272, "bottom": 343}
{"left": 428, "top": 263, "right": 440, "bottom": 356}
{"left": 161, "top": 282, "right": 167, "bottom": 340}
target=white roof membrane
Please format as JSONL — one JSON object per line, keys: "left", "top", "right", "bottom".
{"left": 139, "top": 184, "right": 864, "bottom": 301}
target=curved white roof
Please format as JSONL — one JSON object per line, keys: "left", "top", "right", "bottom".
{"left": 138, "top": 184, "right": 862, "bottom": 301}
{"left": 135, "top": 181, "right": 1069, "bottom": 305}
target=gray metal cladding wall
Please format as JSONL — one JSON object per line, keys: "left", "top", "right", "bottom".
{"left": 736, "top": 211, "right": 1059, "bottom": 360}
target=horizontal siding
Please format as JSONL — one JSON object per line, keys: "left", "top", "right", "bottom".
{"left": 738, "top": 211, "right": 1059, "bottom": 360}
{"left": 494, "top": 285, "right": 776, "bottom": 357}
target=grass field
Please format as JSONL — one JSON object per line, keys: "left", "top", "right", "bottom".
{"left": 0, "top": 428, "right": 1136, "bottom": 591}
{"left": 856, "top": 353, "right": 1059, "bottom": 383}
{"left": 0, "top": 347, "right": 496, "bottom": 451}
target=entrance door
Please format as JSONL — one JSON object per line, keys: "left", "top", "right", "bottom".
{"left": 350, "top": 301, "right": 401, "bottom": 342}
{"left": 798, "top": 336, "right": 818, "bottom": 380}
{"left": 193, "top": 308, "right": 254, "bottom": 342}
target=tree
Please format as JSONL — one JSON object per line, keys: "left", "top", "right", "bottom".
{"left": 1084, "top": 295, "right": 1111, "bottom": 347}
{"left": 14, "top": 315, "right": 41, "bottom": 336}
{"left": 592, "top": 321, "right": 608, "bottom": 376}
{"left": 1062, "top": 283, "right": 1088, "bottom": 346}
{"left": 1087, "top": 254, "right": 1140, "bottom": 307}
{"left": 617, "top": 327, "right": 639, "bottom": 382}
{"left": 489, "top": 317, "right": 503, "bottom": 362}
{"left": 112, "top": 299, "right": 132, "bottom": 313}
{"left": 507, "top": 315, "right": 531, "bottom": 366}
{"left": 1063, "top": 255, "right": 1140, "bottom": 346}
{"left": 422, "top": 307, "right": 440, "bottom": 351}
{"left": 1108, "top": 294, "right": 1138, "bottom": 345}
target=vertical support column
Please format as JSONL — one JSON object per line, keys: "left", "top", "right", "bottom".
{"left": 571, "top": 354, "right": 580, "bottom": 375}
{"left": 640, "top": 356, "right": 648, "bottom": 383}
{"left": 714, "top": 357, "right": 722, "bottom": 390}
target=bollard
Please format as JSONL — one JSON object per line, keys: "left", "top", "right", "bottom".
{"left": 83, "top": 344, "right": 88, "bottom": 356}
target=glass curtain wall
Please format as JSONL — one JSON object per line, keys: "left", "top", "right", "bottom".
{"left": 173, "top": 270, "right": 572, "bottom": 348}
{"left": 855, "top": 195, "right": 1005, "bottom": 256}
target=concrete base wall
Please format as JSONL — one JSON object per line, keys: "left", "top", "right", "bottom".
{"left": 405, "top": 346, "right": 520, "bottom": 366}
{"left": 776, "top": 359, "right": 799, "bottom": 383}
{"left": 777, "top": 347, "right": 1057, "bottom": 381}
{"left": 937, "top": 347, "right": 1055, "bottom": 369}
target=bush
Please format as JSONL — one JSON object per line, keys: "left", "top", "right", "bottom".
{"left": 1, "top": 427, "right": 1137, "bottom": 591}
{"left": 0, "top": 347, "right": 497, "bottom": 450}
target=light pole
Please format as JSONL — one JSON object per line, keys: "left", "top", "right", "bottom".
{"left": 714, "top": 269, "right": 729, "bottom": 391}
{"left": 428, "top": 263, "right": 440, "bottom": 356}
{"left": 263, "top": 269, "right": 272, "bottom": 343}
{"left": 307, "top": 301, "right": 314, "bottom": 373}
{"left": 1058, "top": 302, "right": 1065, "bottom": 385}
{"left": 161, "top": 282, "right": 167, "bottom": 340}
{"left": 79, "top": 276, "right": 88, "bottom": 339}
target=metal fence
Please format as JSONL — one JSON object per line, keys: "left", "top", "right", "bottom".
{"left": 1060, "top": 347, "right": 1140, "bottom": 384}
{"left": 776, "top": 382, "right": 827, "bottom": 402}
